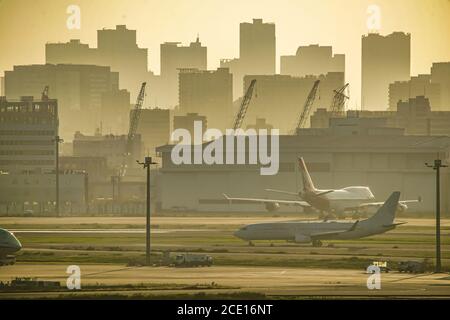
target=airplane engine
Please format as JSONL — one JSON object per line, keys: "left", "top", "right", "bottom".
{"left": 397, "top": 203, "right": 408, "bottom": 212}
{"left": 265, "top": 202, "right": 280, "bottom": 212}
{"left": 294, "top": 234, "right": 312, "bottom": 243}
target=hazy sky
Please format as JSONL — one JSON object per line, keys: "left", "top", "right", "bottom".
{"left": 0, "top": 0, "right": 449, "bottom": 107}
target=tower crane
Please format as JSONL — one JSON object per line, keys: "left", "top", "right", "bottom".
{"left": 330, "top": 83, "right": 349, "bottom": 115}
{"left": 232, "top": 79, "right": 257, "bottom": 130}
{"left": 121, "top": 82, "right": 147, "bottom": 176}
{"left": 294, "top": 80, "right": 320, "bottom": 133}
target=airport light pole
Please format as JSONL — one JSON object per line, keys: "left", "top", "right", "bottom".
{"left": 54, "top": 135, "right": 63, "bottom": 217}
{"left": 137, "top": 157, "right": 158, "bottom": 266}
{"left": 425, "top": 159, "right": 448, "bottom": 273}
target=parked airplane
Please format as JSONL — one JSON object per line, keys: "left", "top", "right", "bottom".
{"left": 0, "top": 228, "right": 22, "bottom": 266}
{"left": 234, "top": 191, "right": 405, "bottom": 247}
{"left": 224, "top": 157, "right": 420, "bottom": 214}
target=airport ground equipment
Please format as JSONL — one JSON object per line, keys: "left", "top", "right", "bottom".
{"left": 330, "top": 83, "right": 349, "bottom": 114}
{"left": 121, "top": 82, "right": 146, "bottom": 176}
{"left": 232, "top": 79, "right": 257, "bottom": 130}
{"left": 295, "top": 80, "right": 320, "bottom": 132}
{"left": 367, "top": 261, "right": 390, "bottom": 273}
{"left": 173, "top": 253, "right": 213, "bottom": 267}
{"left": 397, "top": 260, "right": 428, "bottom": 273}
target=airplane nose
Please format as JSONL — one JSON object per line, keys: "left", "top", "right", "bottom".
{"left": 234, "top": 230, "right": 244, "bottom": 240}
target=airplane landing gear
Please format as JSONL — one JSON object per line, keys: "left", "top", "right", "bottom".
{"left": 248, "top": 241, "right": 255, "bottom": 247}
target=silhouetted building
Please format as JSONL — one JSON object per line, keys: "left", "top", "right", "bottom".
{"left": 4, "top": 64, "right": 119, "bottom": 139}
{"left": 46, "top": 25, "right": 148, "bottom": 99}
{"left": 0, "top": 96, "right": 58, "bottom": 174}
{"left": 311, "top": 96, "right": 450, "bottom": 136}
{"left": 389, "top": 74, "right": 441, "bottom": 110}
{"left": 281, "top": 45, "right": 345, "bottom": 77}
{"left": 179, "top": 68, "right": 233, "bottom": 130}
{"left": 101, "top": 89, "right": 131, "bottom": 134}
{"left": 361, "top": 32, "right": 410, "bottom": 111}
{"left": 431, "top": 62, "right": 450, "bottom": 111}
{"left": 72, "top": 131, "right": 142, "bottom": 170}
{"left": 243, "top": 72, "right": 344, "bottom": 132}
{"left": 133, "top": 108, "right": 170, "bottom": 155}
{"left": 0, "top": 171, "right": 87, "bottom": 215}
{"left": 221, "top": 19, "right": 276, "bottom": 99}
{"left": 173, "top": 113, "right": 207, "bottom": 142}
{"left": 160, "top": 37, "right": 207, "bottom": 107}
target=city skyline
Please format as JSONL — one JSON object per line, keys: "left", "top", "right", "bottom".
{"left": 1, "top": 0, "right": 449, "bottom": 108}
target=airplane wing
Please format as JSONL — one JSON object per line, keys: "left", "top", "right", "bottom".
{"left": 310, "top": 220, "right": 359, "bottom": 240}
{"left": 264, "top": 189, "right": 299, "bottom": 196}
{"left": 223, "top": 194, "right": 310, "bottom": 207}
{"left": 347, "top": 197, "right": 421, "bottom": 211}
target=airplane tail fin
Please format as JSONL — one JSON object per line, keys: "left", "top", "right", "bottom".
{"left": 298, "top": 157, "right": 316, "bottom": 192}
{"left": 367, "top": 191, "right": 401, "bottom": 226}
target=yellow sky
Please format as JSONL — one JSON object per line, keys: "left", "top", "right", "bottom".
{"left": 0, "top": 0, "right": 449, "bottom": 106}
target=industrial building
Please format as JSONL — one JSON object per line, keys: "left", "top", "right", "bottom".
{"left": 311, "top": 96, "right": 450, "bottom": 136}
{"left": 281, "top": 45, "right": 345, "bottom": 78}
{"left": 221, "top": 18, "right": 276, "bottom": 99}
{"left": 0, "top": 96, "right": 58, "bottom": 174}
{"left": 72, "top": 131, "right": 142, "bottom": 171}
{"left": 173, "top": 113, "right": 208, "bottom": 142}
{"left": 156, "top": 118, "right": 450, "bottom": 214}
{"left": 4, "top": 64, "right": 120, "bottom": 139}
{"left": 361, "top": 32, "right": 411, "bottom": 110}
{"left": 178, "top": 68, "right": 233, "bottom": 131}
{"left": 242, "top": 72, "right": 344, "bottom": 133}
{"left": 0, "top": 170, "right": 87, "bottom": 215}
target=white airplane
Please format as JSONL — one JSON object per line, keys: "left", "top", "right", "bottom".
{"left": 224, "top": 157, "right": 420, "bottom": 214}
{"left": 234, "top": 192, "right": 406, "bottom": 247}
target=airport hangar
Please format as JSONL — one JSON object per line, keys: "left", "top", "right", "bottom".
{"left": 155, "top": 118, "right": 450, "bottom": 214}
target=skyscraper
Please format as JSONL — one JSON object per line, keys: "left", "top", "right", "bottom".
{"left": 361, "top": 32, "right": 411, "bottom": 111}
{"left": 160, "top": 38, "right": 207, "bottom": 107}
{"left": 431, "top": 62, "right": 450, "bottom": 111}
{"left": 178, "top": 68, "right": 233, "bottom": 131}
{"left": 221, "top": 19, "right": 276, "bottom": 99}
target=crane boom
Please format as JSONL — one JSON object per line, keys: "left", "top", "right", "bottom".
{"left": 121, "top": 82, "right": 146, "bottom": 176}
{"left": 295, "top": 80, "right": 320, "bottom": 131}
{"left": 330, "top": 83, "right": 349, "bottom": 114}
{"left": 232, "top": 79, "right": 256, "bottom": 130}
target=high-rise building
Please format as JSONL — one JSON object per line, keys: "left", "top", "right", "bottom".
{"left": 281, "top": 45, "right": 345, "bottom": 77}
{"left": 242, "top": 72, "right": 344, "bottom": 132}
{"left": 431, "top": 62, "right": 450, "bottom": 111}
{"left": 160, "top": 38, "right": 207, "bottom": 107}
{"left": 178, "top": 68, "right": 233, "bottom": 131}
{"left": 101, "top": 89, "right": 131, "bottom": 134}
{"left": 4, "top": 64, "right": 119, "bottom": 139}
{"left": 173, "top": 113, "right": 207, "bottom": 142}
{"left": 46, "top": 25, "right": 148, "bottom": 99}
{"left": 132, "top": 108, "right": 171, "bottom": 155}
{"left": 389, "top": 74, "right": 441, "bottom": 110}
{"left": 221, "top": 19, "right": 276, "bottom": 99}
{"left": 0, "top": 96, "right": 58, "bottom": 174}
{"left": 361, "top": 32, "right": 411, "bottom": 111}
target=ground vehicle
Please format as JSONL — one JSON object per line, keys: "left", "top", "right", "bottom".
{"left": 174, "top": 253, "right": 213, "bottom": 267}
{"left": 398, "top": 260, "right": 427, "bottom": 273}
{"left": 368, "top": 261, "right": 390, "bottom": 273}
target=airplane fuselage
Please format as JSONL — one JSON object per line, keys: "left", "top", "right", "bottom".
{"left": 305, "top": 186, "right": 375, "bottom": 212}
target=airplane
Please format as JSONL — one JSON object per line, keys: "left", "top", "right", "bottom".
{"left": 234, "top": 191, "right": 405, "bottom": 247}
{"left": 0, "top": 228, "right": 22, "bottom": 266}
{"left": 224, "top": 157, "right": 420, "bottom": 215}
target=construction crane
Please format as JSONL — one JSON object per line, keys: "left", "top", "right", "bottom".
{"left": 330, "top": 83, "right": 349, "bottom": 115}
{"left": 295, "top": 80, "right": 320, "bottom": 132}
{"left": 41, "top": 85, "right": 49, "bottom": 101}
{"left": 121, "top": 82, "right": 147, "bottom": 176}
{"left": 232, "top": 79, "right": 257, "bottom": 130}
